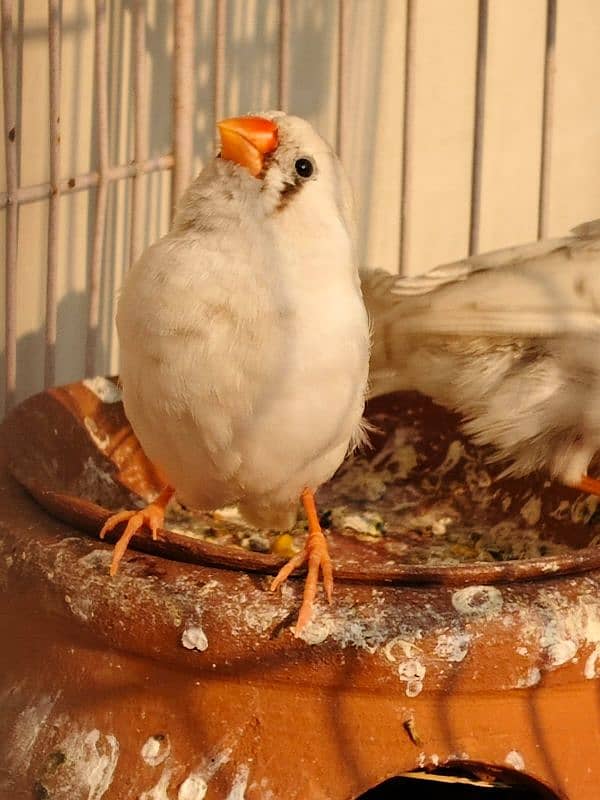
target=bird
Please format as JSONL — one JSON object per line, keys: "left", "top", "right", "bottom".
{"left": 99, "top": 111, "right": 370, "bottom": 634}
{"left": 363, "top": 218, "right": 600, "bottom": 497}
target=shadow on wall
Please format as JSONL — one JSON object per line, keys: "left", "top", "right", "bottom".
{"left": 0, "top": 291, "right": 107, "bottom": 418}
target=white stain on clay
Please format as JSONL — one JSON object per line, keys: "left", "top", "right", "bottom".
{"left": 517, "top": 667, "right": 541, "bottom": 688}
{"left": 383, "top": 638, "right": 426, "bottom": 696}
{"left": 297, "top": 596, "right": 394, "bottom": 651}
{"left": 516, "top": 586, "right": 600, "bottom": 675}
{"left": 397, "top": 659, "right": 426, "bottom": 697}
{"left": 9, "top": 692, "right": 60, "bottom": 772}
{"left": 178, "top": 773, "right": 208, "bottom": 800}
{"left": 178, "top": 746, "right": 232, "bottom": 799}
{"left": 584, "top": 644, "right": 600, "bottom": 679}
{"left": 434, "top": 632, "right": 471, "bottom": 663}
{"left": 57, "top": 726, "right": 120, "bottom": 800}
{"left": 225, "top": 764, "right": 249, "bottom": 800}
{"left": 84, "top": 416, "right": 110, "bottom": 450}
{"left": 139, "top": 767, "right": 173, "bottom": 800}
{"left": 83, "top": 376, "right": 122, "bottom": 403}
{"left": 141, "top": 734, "right": 171, "bottom": 767}
{"left": 544, "top": 638, "right": 577, "bottom": 667}
{"left": 505, "top": 750, "right": 525, "bottom": 771}
{"left": 452, "top": 585, "right": 503, "bottom": 617}
{"left": 181, "top": 625, "right": 208, "bottom": 652}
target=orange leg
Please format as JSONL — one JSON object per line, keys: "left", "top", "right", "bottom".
{"left": 99, "top": 485, "right": 175, "bottom": 576}
{"left": 271, "top": 488, "right": 333, "bottom": 635}
{"left": 575, "top": 475, "right": 600, "bottom": 496}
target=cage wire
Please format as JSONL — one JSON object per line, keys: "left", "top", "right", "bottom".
{"left": 2, "top": 0, "right": 599, "bottom": 417}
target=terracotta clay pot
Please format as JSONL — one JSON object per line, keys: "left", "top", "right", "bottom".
{"left": 1, "top": 378, "right": 599, "bottom": 799}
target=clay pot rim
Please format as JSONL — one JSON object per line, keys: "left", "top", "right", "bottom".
{"left": 22, "top": 479, "right": 600, "bottom": 588}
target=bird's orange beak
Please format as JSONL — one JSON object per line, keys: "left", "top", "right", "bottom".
{"left": 217, "top": 116, "right": 279, "bottom": 177}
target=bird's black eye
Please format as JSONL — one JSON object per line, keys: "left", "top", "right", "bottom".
{"left": 294, "top": 157, "right": 314, "bottom": 179}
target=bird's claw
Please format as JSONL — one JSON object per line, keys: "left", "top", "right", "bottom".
{"left": 99, "top": 503, "right": 166, "bottom": 576}
{"left": 271, "top": 527, "right": 333, "bottom": 636}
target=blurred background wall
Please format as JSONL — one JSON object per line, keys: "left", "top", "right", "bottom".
{"left": 2, "top": 0, "right": 600, "bottom": 417}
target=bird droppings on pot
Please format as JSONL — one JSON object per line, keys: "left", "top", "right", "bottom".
{"left": 141, "top": 733, "right": 171, "bottom": 767}
{"left": 83, "top": 416, "right": 110, "bottom": 451}
{"left": 8, "top": 692, "right": 61, "bottom": 773}
{"left": 451, "top": 585, "right": 504, "bottom": 616}
{"left": 397, "top": 659, "right": 427, "bottom": 697}
{"left": 517, "top": 666, "right": 541, "bottom": 687}
{"left": 545, "top": 639, "right": 578, "bottom": 667}
{"left": 82, "top": 376, "right": 122, "bottom": 404}
{"left": 570, "top": 493, "right": 599, "bottom": 524}
{"left": 505, "top": 750, "right": 525, "bottom": 771}
{"left": 33, "top": 723, "right": 120, "bottom": 800}
{"left": 139, "top": 765, "right": 173, "bottom": 800}
{"left": 177, "top": 772, "right": 208, "bottom": 800}
{"left": 225, "top": 764, "right": 249, "bottom": 800}
{"left": 417, "top": 751, "right": 441, "bottom": 769}
{"left": 520, "top": 495, "right": 542, "bottom": 526}
{"left": 181, "top": 625, "right": 209, "bottom": 652}
{"left": 178, "top": 746, "right": 233, "bottom": 800}
{"left": 584, "top": 644, "right": 600, "bottom": 678}
{"left": 434, "top": 631, "right": 471, "bottom": 662}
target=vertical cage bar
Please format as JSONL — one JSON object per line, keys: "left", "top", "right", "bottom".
{"left": 172, "top": 0, "right": 195, "bottom": 209}
{"left": 398, "top": 0, "right": 416, "bottom": 274}
{"left": 1, "top": 0, "right": 18, "bottom": 410}
{"left": 278, "top": 0, "right": 290, "bottom": 111}
{"left": 86, "top": 0, "right": 110, "bottom": 377}
{"left": 538, "top": 0, "right": 556, "bottom": 240}
{"left": 45, "top": 0, "right": 61, "bottom": 388}
{"left": 130, "top": 0, "right": 148, "bottom": 264}
{"left": 468, "top": 0, "right": 488, "bottom": 256}
{"left": 335, "top": 0, "right": 349, "bottom": 159}
{"left": 213, "top": 0, "right": 226, "bottom": 127}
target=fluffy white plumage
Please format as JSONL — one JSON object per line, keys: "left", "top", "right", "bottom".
{"left": 363, "top": 219, "right": 600, "bottom": 487}
{"left": 117, "top": 112, "right": 370, "bottom": 530}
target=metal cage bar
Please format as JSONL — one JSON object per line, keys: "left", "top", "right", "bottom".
{"left": 469, "top": 0, "right": 488, "bottom": 256}
{"left": 213, "top": 0, "right": 226, "bottom": 130}
{"left": 0, "top": 156, "right": 174, "bottom": 210}
{"left": 172, "top": 0, "right": 195, "bottom": 210}
{"left": 398, "top": 0, "right": 416, "bottom": 274}
{"left": 130, "top": 0, "right": 149, "bottom": 265}
{"left": 335, "top": 0, "right": 349, "bottom": 161}
{"left": 45, "top": 0, "right": 61, "bottom": 388}
{"left": 538, "top": 0, "right": 557, "bottom": 240}
{"left": 1, "top": 0, "right": 18, "bottom": 410}
{"left": 278, "top": 0, "right": 290, "bottom": 111}
{"left": 85, "top": 0, "right": 110, "bottom": 377}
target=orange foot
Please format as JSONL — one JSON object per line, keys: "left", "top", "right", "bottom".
{"left": 271, "top": 488, "right": 333, "bottom": 636}
{"left": 99, "top": 485, "right": 175, "bottom": 576}
{"left": 576, "top": 475, "right": 600, "bottom": 496}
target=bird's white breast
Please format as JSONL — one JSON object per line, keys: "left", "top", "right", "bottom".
{"left": 117, "top": 218, "right": 369, "bottom": 515}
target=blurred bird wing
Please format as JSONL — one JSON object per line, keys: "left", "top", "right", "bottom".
{"left": 362, "top": 219, "right": 600, "bottom": 339}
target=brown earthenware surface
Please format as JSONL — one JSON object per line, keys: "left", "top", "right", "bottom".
{"left": 1, "top": 390, "right": 600, "bottom": 799}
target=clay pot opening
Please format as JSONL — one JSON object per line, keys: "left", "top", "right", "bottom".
{"left": 354, "top": 764, "right": 561, "bottom": 799}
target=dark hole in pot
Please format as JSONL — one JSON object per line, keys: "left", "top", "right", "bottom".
{"left": 354, "top": 765, "right": 561, "bottom": 799}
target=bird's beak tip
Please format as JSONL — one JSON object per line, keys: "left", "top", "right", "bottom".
{"left": 217, "top": 116, "right": 279, "bottom": 177}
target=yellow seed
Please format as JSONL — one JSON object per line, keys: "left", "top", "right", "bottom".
{"left": 271, "top": 533, "right": 296, "bottom": 558}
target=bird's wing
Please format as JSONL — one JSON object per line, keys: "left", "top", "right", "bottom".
{"left": 363, "top": 219, "right": 600, "bottom": 398}
{"left": 363, "top": 219, "right": 600, "bottom": 338}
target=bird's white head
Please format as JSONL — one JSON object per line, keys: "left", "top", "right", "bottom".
{"left": 174, "top": 111, "right": 356, "bottom": 250}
